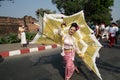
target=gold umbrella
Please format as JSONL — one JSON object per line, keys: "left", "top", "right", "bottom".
{"left": 34, "top": 10, "right": 102, "bottom": 80}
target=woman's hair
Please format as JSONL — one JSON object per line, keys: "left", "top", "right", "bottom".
{"left": 70, "top": 23, "right": 79, "bottom": 31}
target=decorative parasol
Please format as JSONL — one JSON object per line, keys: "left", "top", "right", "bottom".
{"left": 32, "top": 10, "right": 103, "bottom": 80}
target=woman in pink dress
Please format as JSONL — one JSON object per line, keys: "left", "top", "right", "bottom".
{"left": 59, "top": 22, "right": 84, "bottom": 80}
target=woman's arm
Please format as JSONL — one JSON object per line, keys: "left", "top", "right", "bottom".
{"left": 74, "top": 38, "right": 84, "bottom": 58}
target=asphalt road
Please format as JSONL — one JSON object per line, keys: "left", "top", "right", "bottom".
{"left": 0, "top": 43, "right": 120, "bottom": 80}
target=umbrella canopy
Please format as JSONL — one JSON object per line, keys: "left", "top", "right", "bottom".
{"left": 34, "top": 10, "right": 102, "bottom": 80}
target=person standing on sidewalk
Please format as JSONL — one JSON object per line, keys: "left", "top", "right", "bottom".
{"left": 18, "top": 24, "right": 27, "bottom": 47}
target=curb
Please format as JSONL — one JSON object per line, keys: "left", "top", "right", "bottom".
{"left": 0, "top": 44, "right": 58, "bottom": 58}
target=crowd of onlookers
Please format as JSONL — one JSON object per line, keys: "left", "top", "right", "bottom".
{"left": 89, "top": 22, "right": 120, "bottom": 48}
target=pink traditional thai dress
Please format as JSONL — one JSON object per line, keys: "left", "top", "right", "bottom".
{"left": 59, "top": 30, "right": 81, "bottom": 79}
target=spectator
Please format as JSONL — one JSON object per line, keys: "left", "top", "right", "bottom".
{"left": 94, "top": 22, "right": 101, "bottom": 40}
{"left": 106, "top": 22, "right": 118, "bottom": 47}
{"left": 18, "top": 24, "right": 27, "bottom": 47}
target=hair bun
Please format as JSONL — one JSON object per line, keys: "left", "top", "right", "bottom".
{"left": 71, "top": 23, "right": 80, "bottom": 31}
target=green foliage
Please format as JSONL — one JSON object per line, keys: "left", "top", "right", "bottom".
{"left": 0, "top": 32, "right": 36, "bottom": 44}
{"left": 52, "top": 0, "right": 87, "bottom": 15}
{"left": 0, "top": 33, "right": 20, "bottom": 44}
{"left": 0, "top": 37, "right": 8, "bottom": 44}
{"left": 84, "top": 0, "right": 113, "bottom": 24}
{"left": 7, "top": 33, "right": 20, "bottom": 43}
{"left": 52, "top": 0, "right": 114, "bottom": 24}
{"left": 26, "top": 32, "right": 36, "bottom": 41}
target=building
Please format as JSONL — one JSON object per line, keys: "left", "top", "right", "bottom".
{"left": 0, "top": 16, "right": 39, "bottom": 37}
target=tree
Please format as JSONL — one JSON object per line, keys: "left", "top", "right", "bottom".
{"left": 84, "top": 0, "right": 114, "bottom": 24}
{"left": 36, "top": 8, "right": 56, "bottom": 18}
{"left": 52, "top": 0, "right": 114, "bottom": 24}
{"left": 52, "top": 0, "right": 88, "bottom": 15}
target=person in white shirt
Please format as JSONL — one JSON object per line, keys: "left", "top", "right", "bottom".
{"left": 18, "top": 24, "right": 27, "bottom": 47}
{"left": 106, "top": 23, "right": 118, "bottom": 47}
{"left": 100, "top": 23, "right": 106, "bottom": 39}
{"left": 94, "top": 22, "right": 101, "bottom": 40}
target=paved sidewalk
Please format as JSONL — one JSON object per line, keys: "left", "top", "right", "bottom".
{"left": 0, "top": 43, "right": 42, "bottom": 52}
{"left": 0, "top": 40, "right": 119, "bottom": 58}
{"left": 0, "top": 43, "right": 58, "bottom": 58}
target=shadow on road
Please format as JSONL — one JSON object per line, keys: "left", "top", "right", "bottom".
{"left": 31, "top": 53, "right": 102, "bottom": 80}
{"left": 0, "top": 55, "right": 4, "bottom": 63}
{"left": 31, "top": 53, "right": 65, "bottom": 79}
{"left": 75, "top": 54, "right": 100, "bottom": 80}
{"left": 97, "top": 59, "right": 120, "bottom": 73}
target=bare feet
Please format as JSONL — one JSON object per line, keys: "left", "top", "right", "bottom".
{"left": 65, "top": 78, "right": 70, "bottom": 80}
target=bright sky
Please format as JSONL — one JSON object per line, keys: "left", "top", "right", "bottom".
{"left": 0, "top": 0, "right": 59, "bottom": 19}
{"left": 0, "top": 0, "right": 119, "bottom": 22}
{"left": 111, "top": 0, "right": 120, "bottom": 21}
